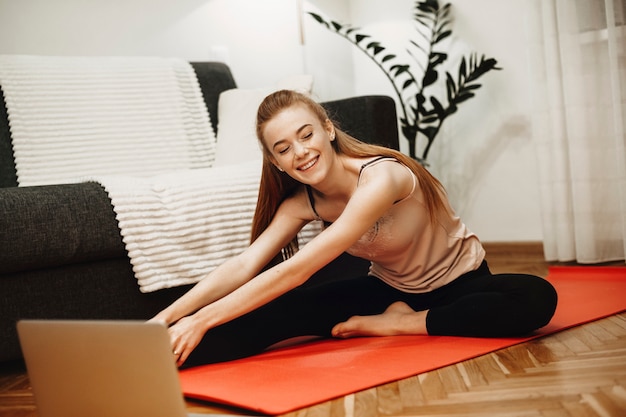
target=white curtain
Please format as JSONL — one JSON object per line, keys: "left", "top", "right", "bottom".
{"left": 527, "top": 0, "right": 626, "bottom": 263}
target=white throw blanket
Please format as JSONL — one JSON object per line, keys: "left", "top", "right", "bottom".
{"left": 94, "top": 161, "right": 322, "bottom": 293}
{"left": 0, "top": 55, "right": 216, "bottom": 186}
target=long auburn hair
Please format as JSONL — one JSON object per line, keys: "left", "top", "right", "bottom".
{"left": 251, "top": 90, "right": 449, "bottom": 258}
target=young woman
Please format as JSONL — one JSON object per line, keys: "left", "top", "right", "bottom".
{"left": 152, "top": 90, "right": 558, "bottom": 368}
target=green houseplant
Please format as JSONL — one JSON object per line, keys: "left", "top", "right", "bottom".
{"left": 309, "top": 0, "right": 501, "bottom": 165}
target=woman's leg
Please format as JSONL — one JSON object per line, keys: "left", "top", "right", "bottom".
{"left": 183, "top": 262, "right": 558, "bottom": 366}
{"left": 424, "top": 266, "right": 558, "bottom": 337}
{"left": 182, "top": 274, "right": 401, "bottom": 367}
{"left": 333, "top": 262, "right": 558, "bottom": 339}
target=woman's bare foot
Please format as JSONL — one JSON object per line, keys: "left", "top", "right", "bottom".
{"left": 331, "top": 301, "right": 429, "bottom": 338}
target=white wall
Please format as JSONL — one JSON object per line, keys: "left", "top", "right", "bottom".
{"left": 0, "top": 0, "right": 305, "bottom": 88}
{"left": 301, "top": 0, "right": 355, "bottom": 100}
{"left": 0, "top": 0, "right": 543, "bottom": 242}
{"left": 442, "top": 0, "right": 543, "bottom": 242}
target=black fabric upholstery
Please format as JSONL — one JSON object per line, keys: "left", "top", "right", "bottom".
{"left": 190, "top": 62, "right": 237, "bottom": 134}
{"left": 0, "top": 258, "right": 194, "bottom": 361}
{"left": 323, "top": 95, "right": 398, "bottom": 150}
{"left": 0, "top": 86, "right": 17, "bottom": 188}
{"left": 0, "top": 183, "right": 125, "bottom": 274}
{"left": 0, "top": 61, "right": 399, "bottom": 363}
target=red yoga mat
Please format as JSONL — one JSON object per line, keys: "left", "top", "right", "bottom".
{"left": 179, "top": 266, "right": 626, "bottom": 415}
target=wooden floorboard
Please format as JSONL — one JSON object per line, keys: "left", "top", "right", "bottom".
{"left": 1, "top": 242, "right": 624, "bottom": 417}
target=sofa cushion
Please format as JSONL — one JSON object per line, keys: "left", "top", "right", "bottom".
{"left": 0, "top": 87, "right": 17, "bottom": 188}
{"left": 0, "top": 182, "right": 126, "bottom": 274}
{"left": 190, "top": 62, "right": 237, "bottom": 135}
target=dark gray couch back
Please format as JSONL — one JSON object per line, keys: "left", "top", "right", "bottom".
{"left": 0, "top": 61, "right": 237, "bottom": 188}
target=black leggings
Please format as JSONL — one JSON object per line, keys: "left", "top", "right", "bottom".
{"left": 183, "top": 261, "right": 558, "bottom": 367}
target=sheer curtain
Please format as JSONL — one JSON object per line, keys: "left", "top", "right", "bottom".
{"left": 526, "top": 0, "right": 626, "bottom": 263}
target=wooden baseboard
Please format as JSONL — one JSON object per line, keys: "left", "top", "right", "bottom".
{"left": 482, "top": 241, "right": 544, "bottom": 257}
{"left": 481, "top": 241, "right": 547, "bottom": 277}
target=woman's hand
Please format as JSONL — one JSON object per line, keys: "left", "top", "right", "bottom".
{"left": 167, "top": 315, "right": 206, "bottom": 367}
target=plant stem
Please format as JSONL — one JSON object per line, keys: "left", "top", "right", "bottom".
{"left": 421, "top": 118, "right": 444, "bottom": 161}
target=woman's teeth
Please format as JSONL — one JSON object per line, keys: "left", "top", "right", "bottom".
{"left": 299, "top": 157, "right": 318, "bottom": 171}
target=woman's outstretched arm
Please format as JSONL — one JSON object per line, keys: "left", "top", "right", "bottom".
{"left": 151, "top": 207, "right": 305, "bottom": 327}
{"left": 152, "top": 196, "right": 310, "bottom": 366}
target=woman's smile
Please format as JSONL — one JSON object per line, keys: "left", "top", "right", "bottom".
{"left": 297, "top": 156, "right": 319, "bottom": 171}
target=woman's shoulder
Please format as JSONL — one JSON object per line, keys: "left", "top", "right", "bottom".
{"left": 356, "top": 156, "right": 417, "bottom": 202}
{"left": 357, "top": 156, "right": 413, "bottom": 183}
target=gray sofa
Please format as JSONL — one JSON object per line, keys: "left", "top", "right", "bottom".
{"left": 0, "top": 61, "right": 399, "bottom": 363}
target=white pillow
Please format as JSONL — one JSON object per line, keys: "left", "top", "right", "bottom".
{"left": 213, "top": 75, "right": 313, "bottom": 167}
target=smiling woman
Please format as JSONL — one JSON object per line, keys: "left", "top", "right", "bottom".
{"left": 151, "top": 89, "right": 558, "bottom": 369}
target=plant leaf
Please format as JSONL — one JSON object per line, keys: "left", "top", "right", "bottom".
{"left": 423, "top": 69, "right": 438, "bottom": 87}
{"left": 416, "top": 4, "right": 437, "bottom": 14}
{"left": 420, "top": 113, "right": 439, "bottom": 124}
{"left": 483, "top": 57, "right": 502, "bottom": 71}
{"left": 464, "top": 55, "right": 501, "bottom": 83}
{"left": 308, "top": 12, "right": 325, "bottom": 24}
{"left": 419, "top": 0, "right": 439, "bottom": 12}
{"left": 409, "top": 39, "right": 427, "bottom": 54}
{"left": 458, "top": 56, "right": 467, "bottom": 83}
{"left": 429, "top": 52, "right": 447, "bottom": 67}
{"left": 464, "top": 83, "right": 482, "bottom": 90}
{"left": 355, "top": 34, "right": 370, "bottom": 44}
{"left": 401, "top": 123, "right": 418, "bottom": 141}
{"left": 382, "top": 54, "right": 396, "bottom": 63}
{"left": 455, "top": 91, "right": 475, "bottom": 103}
{"left": 419, "top": 126, "right": 439, "bottom": 141}
{"left": 446, "top": 71, "right": 456, "bottom": 102}
{"left": 414, "top": 12, "right": 435, "bottom": 26}
{"left": 410, "top": 104, "right": 421, "bottom": 119}
{"left": 440, "top": 3, "right": 452, "bottom": 20}
{"left": 393, "top": 65, "right": 410, "bottom": 76}
{"left": 430, "top": 96, "right": 445, "bottom": 118}
{"left": 416, "top": 93, "right": 426, "bottom": 107}
{"left": 434, "top": 30, "right": 452, "bottom": 43}
{"left": 308, "top": 12, "right": 330, "bottom": 29}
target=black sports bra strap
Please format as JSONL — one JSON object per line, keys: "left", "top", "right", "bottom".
{"left": 359, "top": 156, "right": 391, "bottom": 176}
{"left": 305, "top": 185, "right": 322, "bottom": 221}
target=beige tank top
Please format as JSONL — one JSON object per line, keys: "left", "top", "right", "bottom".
{"left": 306, "top": 156, "right": 485, "bottom": 293}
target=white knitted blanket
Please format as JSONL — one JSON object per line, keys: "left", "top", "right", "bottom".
{"left": 0, "top": 55, "right": 216, "bottom": 186}
{"left": 93, "top": 161, "right": 322, "bottom": 293}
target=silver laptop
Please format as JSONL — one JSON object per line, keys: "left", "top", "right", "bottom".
{"left": 17, "top": 320, "right": 211, "bottom": 417}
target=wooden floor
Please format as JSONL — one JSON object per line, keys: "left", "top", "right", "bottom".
{"left": 1, "top": 242, "right": 624, "bottom": 417}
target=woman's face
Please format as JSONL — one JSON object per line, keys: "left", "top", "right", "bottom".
{"left": 262, "top": 103, "right": 335, "bottom": 185}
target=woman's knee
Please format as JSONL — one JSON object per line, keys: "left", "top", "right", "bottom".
{"left": 474, "top": 273, "right": 558, "bottom": 335}
{"left": 524, "top": 275, "right": 558, "bottom": 328}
